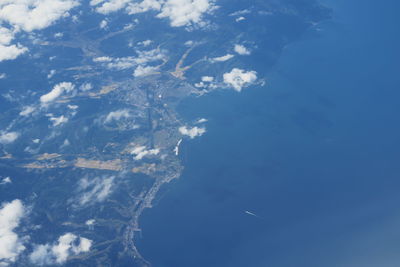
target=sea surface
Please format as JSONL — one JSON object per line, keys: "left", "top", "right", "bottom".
{"left": 138, "top": 1, "right": 400, "bottom": 266}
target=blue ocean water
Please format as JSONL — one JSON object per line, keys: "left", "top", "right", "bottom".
{"left": 138, "top": 1, "right": 400, "bottom": 266}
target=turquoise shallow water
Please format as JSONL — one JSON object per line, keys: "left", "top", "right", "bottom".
{"left": 138, "top": 1, "right": 400, "bottom": 266}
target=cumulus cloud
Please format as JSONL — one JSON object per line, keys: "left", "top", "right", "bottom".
{"left": 130, "top": 146, "right": 159, "bottom": 160}
{"left": 210, "top": 54, "right": 234, "bottom": 62}
{"left": 47, "top": 70, "right": 56, "bottom": 79}
{"left": 0, "top": 27, "right": 14, "bottom": 45}
{"left": 0, "top": 0, "right": 79, "bottom": 32}
{"left": 0, "top": 199, "right": 26, "bottom": 266}
{"left": 133, "top": 65, "right": 158, "bottom": 77}
{"left": 0, "top": 44, "right": 27, "bottom": 62}
{"left": 229, "top": 9, "right": 251, "bottom": 17}
{"left": 138, "top": 39, "right": 152, "bottom": 47}
{"left": 126, "top": 0, "right": 162, "bottom": 14}
{"left": 85, "top": 219, "right": 95, "bottom": 226}
{"left": 184, "top": 40, "right": 194, "bottom": 46}
{"left": 19, "top": 106, "right": 35, "bottom": 116}
{"left": 201, "top": 76, "right": 214, "bottom": 82}
{"left": 67, "top": 105, "right": 78, "bottom": 110}
{"left": 0, "top": 0, "right": 78, "bottom": 62}
{"left": 79, "top": 83, "right": 93, "bottom": 91}
{"left": 76, "top": 176, "right": 115, "bottom": 206}
{"left": 179, "top": 126, "right": 206, "bottom": 139}
{"left": 0, "top": 27, "right": 28, "bottom": 62}
{"left": 40, "top": 82, "right": 75, "bottom": 103}
{"left": 156, "top": 0, "right": 216, "bottom": 27}
{"left": 234, "top": 44, "right": 251, "bottom": 55}
{"left": 105, "top": 57, "right": 136, "bottom": 70}
{"left": 29, "top": 245, "right": 52, "bottom": 265}
{"left": 195, "top": 76, "right": 215, "bottom": 89}
{"left": 0, "top": 177, "right": 12, "bottom": 185}
{"left": 94, "top": 48, "right": 166, "bottom": 72}
{"left": 93, "top": 0, "right": 131, "bottom": 14}
{"left": 223, "top": 68, "right": 257, "bottom": 92}
{"left": 134, "top": 48, "right": 166, "bottom": 65}
{"left": 93, "top": 56, "right": 112, "bottom": 62}
{"left": 99, "top": 19, "right": 108, "bottom": 29}
{"left": 0, "top": 132, "right": 19, "bottom": 145}
{"left": 196, "top": 118, "right": 207, "bottom": 124}
{"left": 29, "top": 233, "right": 92, "bottom": 265}
{"left": 90, "top": 0, "right": 105, "bottom": 5}
{"left": 104, "top": 109, "right": 131, "bottom": 123}
{"left": 54, "top": 32, "right": 63, "bottom": 38}
{"left": 92, "top": 0, "right": 215, "bottom": 27}
{"left": 0, "top": 27, "right": 27, "bottom": 61}
{"left": 49, "top": 115, "right": 68, "bottom": 126}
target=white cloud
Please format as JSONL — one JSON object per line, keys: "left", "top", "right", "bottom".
{"left": 0, "top": 0, "right": 79, "bottom": 32}
{"left": 201, "top": 76, "right": 214, "bottom": 82}
{"left": 133, "top": 65, "right": 158, "bottom": 77}
{"left": 126, "top": 0, "right": 162, "bottom": 14}
{"left": 92, "top": 0, "right": 215, "bottom": 27}
{"left": 93, "top": 56, "right": 112, "bottom": 62}
{"left": 235, "top": 16, "right": 245, "bottom": 22}
{"left": 54, "top": 32, "right": 63, "bottom": 38}
{"left": 196, "top": 118, "right": 207, "bottom": 124}
{"left": 0, "top": 44, "right": 27, "bottom": 62}
{"left": 156, "top": 0, "right": 216, "bottom": 27}
{"left": 184, "top": 40, "right": 194, "bottom": 46}
{"left": 67, "top": 105, "right": 78, "bottom": 110}
{"left": 79, "top": 83, "right": 93, "bottom": 91}
{"left": 194, "top": 81, "right": 205, "bottom": 88}
{"left": 94, "top": 0, "right": 131, "bottom": 14}
{"left": 195, "top": 76, "right": 214, "bottom": 88}
{"left": 0, "top": 177, "right": 12, "bottom": 185}
{"left": 29, "top": 233, "right": 92, "bottom": 265}
{"left": 0, "top": 73, "right": 6, "bottom": 79}
{"left": 76, "top": 176, "right": 115, "bottom": 206}
{"left": 47, "top": 70, "right": 56, "bottom": 79}
{"left": 0, "top": 27, "right": 27, "bottom": 62}
{"left": 0, "top": 27, "right": 14, "bottom": 45}
{"left": 105, "top": 109, "right": 131, "bottom": 123}
{"left": 0, "top": 0, "right": 78, "bottom": 62}
{"left": 76, "top": 237, "right": 92, "bottom": 252}
{"left": 106, "top": 57, "right": 136, "bottom": 70}
{"left": 95, "top": 48, "right": 166, "bottom": 71}
{"left": 138, "top": 39, "right": 152, "bottom": 47}
{"left": 229, "top": 9, "right": 251, "bottom": 17}
{"left": 99, "top": 19, "right": 108, "bottom": 29}
{"left": 0, "top": 132, "right": 19, "bottom": 145}
{"left": 85, "top": 219, "right": 95, "bottom": 226}
{"left": 210, "top": 54, "right": 234, "bottom": 62}
{"left": 19, "top": 106, "right": 35, "bottom": 116}
{"left": 52, "top": 235, "right": 77, "bottom": 264}
{"left": 223, "top": 68, "right": 257, "bottom": 92}
{"left": 0, "top": 199, "right": 26, "bottom": 266}
{"left": 49, "top": 115, "right": 68, "bottom": 126}
{"left": 40, "top": 82, "right": 75, "bottom": 103}
{"left": 134, "top": 48, "right": 166, "bottom": 65}
{"left": 130, "top": 145, "right": 159, "bottom": 160}
{"left": 29, "top": 244, "right": 52, "bottom": 266}
{"left": 90, "top": 0, "right": 105, "bottom": 5}
{"left": 179, "top": 126, "right": 206, "bottom": 139}
{"left": 234, "top": 44, "right": 251, "bottom": 55}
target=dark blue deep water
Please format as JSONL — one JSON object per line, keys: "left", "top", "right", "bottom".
{"left": 139, "top": 1, "right": 400, "bottom": 266}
